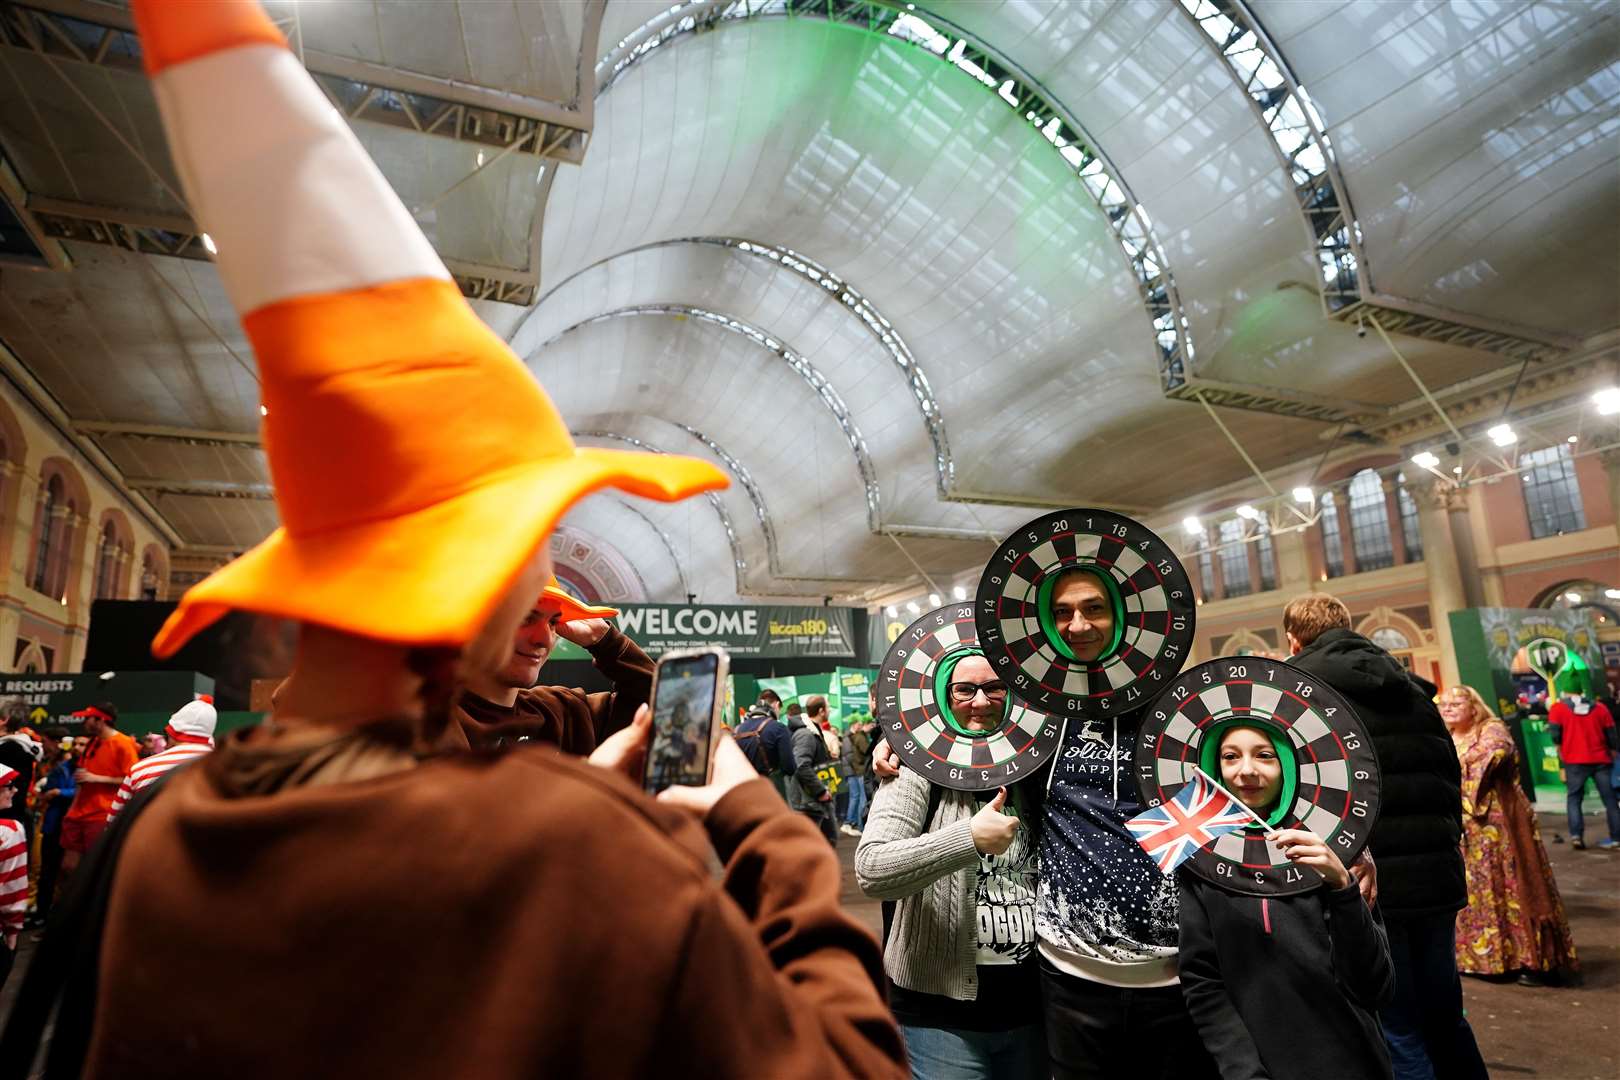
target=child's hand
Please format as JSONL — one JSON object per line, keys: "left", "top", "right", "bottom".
{"left": 1270, "top": 828, "right": 1351, "bottom": 890}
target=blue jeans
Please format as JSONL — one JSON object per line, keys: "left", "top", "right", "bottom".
{"left": 901, "top": 1024, "right": 1045, "bottom": 1080}
{"left": 1380, "top": 911, "right": 1487, "bottom": 1080}
{"left": 1565, "top": 761, "right": 1620, "bottom": 842}
{"left": 845, "top": 772, "right": 868, "bottom": 825}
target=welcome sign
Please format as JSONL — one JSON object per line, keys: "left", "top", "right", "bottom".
{"left": 553, "top": 604, "right": 860, "bottom": 659}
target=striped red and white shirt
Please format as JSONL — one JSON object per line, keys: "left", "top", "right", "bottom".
{"left": 0, "top": 820, "right": 26, "bottom": 935}
{"left": 107, "top": 737, "right": 215, "bottom": 821}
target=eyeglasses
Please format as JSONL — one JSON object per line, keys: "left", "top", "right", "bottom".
{"left": 948, "top": 680, "right": 1008, "bottom": 702}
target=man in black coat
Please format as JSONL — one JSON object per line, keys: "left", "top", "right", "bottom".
{"left": 1284, "top": 594, "right": 1487, "bottom": 1080}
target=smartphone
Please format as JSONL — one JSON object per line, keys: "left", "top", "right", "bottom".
{"left": 642, "top": 647, "right": 729, "bottom": 796}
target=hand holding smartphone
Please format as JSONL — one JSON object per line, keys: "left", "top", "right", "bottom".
{"left": 641, "top": 648, "right": 729, "bottom": 796}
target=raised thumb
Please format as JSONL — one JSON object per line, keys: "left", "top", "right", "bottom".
{"left": 989, "top": 787, "right": 1008, "bottom": 812}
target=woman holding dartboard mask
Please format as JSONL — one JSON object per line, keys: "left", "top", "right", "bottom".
{"left": 858, "top": 634, "right": 1049, "bottom": 1079}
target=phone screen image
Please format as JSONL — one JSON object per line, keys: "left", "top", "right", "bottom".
{"left": 644, "top": 653, "right": 719, "bottom": 795}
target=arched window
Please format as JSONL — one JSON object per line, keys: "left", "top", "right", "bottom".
{"left": 1217, "top": 518, "right": 1251, "bottom": 598}
{"left": 1396, "top": 472, "right": 1423, "bottom": 562}
{"left": 1346, "top": 469, "right": 1394, "bottom": 571}
{"left": 140, "top": 551, "right": 161, "bottom": 600}
{"left": 30, "top": 475, "right": 62, "bottom": 593}
{"left": 1520, "top": 444, "right": 1587, "bottom": 538}
{"left": 1319, "top": 491, "right": 1344, "bottom": 578}
{"left": 94, "top": 521, "right": 119, "bottom": 599}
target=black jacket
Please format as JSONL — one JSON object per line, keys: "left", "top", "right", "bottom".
{"left": 1179, "top": 876, "right": 1394, "bottom": 1080}
{"left": 784, "top": 714, "right": 831, "bottom": 812}
{"left": 1290, "top": 628, "right": 1466, "bottom": 916}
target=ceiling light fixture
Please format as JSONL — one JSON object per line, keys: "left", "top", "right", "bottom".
{"left": 1568, "top": 435, "right": 1578, "bottom": 443}
{"left": 928, "top": 593, "right": 942, "bottom": 607}
{"left": 1605, "top": 589, "right": 1620, "bottom": 601}
{"left": 258, "top": 404, "right": 268, "bottom": 417}
{"left": 1487, "top": 423, "right": 1516, "bottom": 447}
{"left": 200, "top": 233, "right": 217, "bottom": 255}
{"left": 906, "top": 601, "right": 920, "bottom": 615}
{"left": 1594, "top": 387, "right": 1620, "bottom": 416}
{"left": 884, "top": 605, "right": 897, "bottom": 618}
{"left": 1452, "top": 466, "right": 1463, "bottom": 474}
{"left": 1411, "top": 451, "right": 1440, "bottom": 469}
{"left": 1292, "top": 486, "right": 1313, "bottom": 504}
{"left": 1182, "top": 516, "right": 1203, "bottom": 536}
{"left": 1235, "top": 505, "right": 1260, "bottom": 520}
{"left": 952, "top": 585, "right": 968, "bottom": 601}
{"left": 1564, "top": 591, "right": 1582, "bottom": 603}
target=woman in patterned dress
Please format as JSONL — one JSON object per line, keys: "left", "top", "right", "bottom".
{"left": 1440, "top": 685, "right": 1578, "bottom": 985}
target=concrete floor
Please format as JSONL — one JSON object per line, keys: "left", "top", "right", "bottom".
{"left": 0, "top": 815, "right": 1612, "bottom": 1078}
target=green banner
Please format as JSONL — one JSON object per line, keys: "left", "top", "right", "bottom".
{"left": 552, "top": 603, "right": 859, "bottom": 660}
{"left": 0, "top": 671, "right": 214, "bottom": 731}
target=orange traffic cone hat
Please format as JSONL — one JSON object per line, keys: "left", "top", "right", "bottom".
{"left": 542, "top": 579, "right": 619, "bottom": 623}
{"left": 134, "top": 0, "right": 725, "bottom": 658}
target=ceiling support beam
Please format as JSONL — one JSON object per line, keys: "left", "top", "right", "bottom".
{"left": 6, "top": 0, "right": 591, "bottom": 162}
{"left": 126, "top": 478, "right": 274, "bottom": 501}
{"left": 75, "top": 421, "right": 262, "bottom": 448}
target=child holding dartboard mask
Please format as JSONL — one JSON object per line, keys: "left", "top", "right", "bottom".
{"left": 1177, "top": 722, "right": 1395, "bottom": 1080}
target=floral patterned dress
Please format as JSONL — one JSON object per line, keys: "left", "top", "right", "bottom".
{"left": 1454, "top": 720, "right": 1578, "bottom": 975}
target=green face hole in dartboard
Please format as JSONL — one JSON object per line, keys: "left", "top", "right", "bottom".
{"left": 1035, "top": 564, "right": 1127, "bottom": 664}
{"left": 931, "top": 647, "right": 1012, "bottom": 738}
{"left": 1199, "top": 718, "right": 1299, "bottom": 828}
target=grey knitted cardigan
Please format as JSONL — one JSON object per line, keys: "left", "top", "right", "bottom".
{"left": 853, "top": 767, "right": 984, "bottom": 1002}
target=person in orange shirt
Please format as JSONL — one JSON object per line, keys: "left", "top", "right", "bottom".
{"left": 58, "top": 703, "right": 138, "bottom": 878}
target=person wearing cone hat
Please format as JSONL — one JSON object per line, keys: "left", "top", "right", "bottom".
{"left": 57, "top": 703, "right": 137, "bottom": 880}
{"left": 25, "top": 3, "right": 905, "bottom": 1078}
{"left": 449, "top": 580, "right": 656, "bottom": 755}
{"left": 105, "top": 697, "right": 219, "bottom": 822}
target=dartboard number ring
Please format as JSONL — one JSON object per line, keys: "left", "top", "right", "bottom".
{"left": 976, "top": 509, "right": 1196, "bottom": 718}
{"left": 1134, "top": 657, "right": 1381, "bottom": 896}
{"left": 876, "top": 604, "right": 1064, "bottom": 791}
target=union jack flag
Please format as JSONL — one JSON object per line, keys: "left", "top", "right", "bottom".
{"left": 1127, "top": 770, "right": 1257, "bottom": 874}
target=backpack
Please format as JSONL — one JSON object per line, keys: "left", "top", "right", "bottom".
{"left": 733, "top": 711, "right": 775, "bottom": 775}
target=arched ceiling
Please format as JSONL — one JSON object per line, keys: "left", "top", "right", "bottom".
{"left": 0, "top": 0, "right": 1613, "bottom": 606}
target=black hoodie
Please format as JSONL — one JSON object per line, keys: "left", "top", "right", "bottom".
{"left": 1288, "top": 628, "right": 1465, "bottom": 917}
{"left": 1179, "top": 875, "right": 1394, "bottom": 1080}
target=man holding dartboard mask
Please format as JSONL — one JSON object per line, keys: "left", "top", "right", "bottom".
{"left": 877, "top": 509, "right": 1221, "bottom": 1079}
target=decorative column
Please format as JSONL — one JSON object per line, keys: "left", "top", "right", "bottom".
{"left": 1600, "top": 446, "right": 1620, "bottom": 529}
{"left": 1383, "top": 477, "right": 1408, "bottom": 565}
{"left": 1336, "top": 491, "right": 1358, "bottom": 578}
{"left": 1412, "top": 477, "right": 1471, "bottom": 687}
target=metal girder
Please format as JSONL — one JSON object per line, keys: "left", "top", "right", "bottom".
{"left": 126, "top": 477, "right": 274, "bottom": 501}
{"left": 0, "top": 157, "right": 68, "bottom": 269}
{"left": 1, "top": 0, "right": 590, "bottom": 164}
{"left": 75, "top": 421, "right": 262, "bottom": 448}
{"left": 1331, "top": 297, "right": 1574, "bottom": 366}
{"left": 1164, "top": 377, "right": 1385, "bottom": 427}
{"left": 31, "top": 197, "right": 536, "bottom": 306}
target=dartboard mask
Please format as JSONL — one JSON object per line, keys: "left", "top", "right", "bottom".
{"left": 1135, "top": 657, "right": 1382, "bottom": 896}
{"left": 876, "top": 605, "right": 1064, "bottom": 791}
{"left": 976, "top": 510, "right": 1197, "bottom": 719}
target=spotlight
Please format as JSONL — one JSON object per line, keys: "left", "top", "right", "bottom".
{"left": 1182, "top": 516, "right": 1203, "bottom": 536}
{"left": 906, "top": 601, "right": 920, "bottom": 615}
{"left": 1411, "top": 451, "right": 1440, "bottom": 469}
{"left": 259, "top": 404, "right": 268, "bottom": 417}
{"left": 884, "top": 605, "right": 897, "bottom": 618}
{"left": 1452, "top": 466, "right": 1463, "bottom": 474}
{"left": 1605, "top": 589, "right": 1620, "bottom": 601}
{"left": 1487, "top": 423, "right": 1516, "bottom": 447}
{"left": 1568, "top": 435, "right": 1578, "bottom": 444}
{"left": 928, "top": 593, "right": 941, "bottom": 607}
{"left": 201, "top": 233, "right": 217, "bottom": 255}
{"left": 952, "top": 585, "right": 968, "bottom": 601}
{"left": 1594, "top": 387, "right": 1620, "bottom": 416}
{"left": 1292, "top": 486, "right": 1313, "bottom": 504}
{"left": 1235, "top": 505, "right": 1260, "bottom": 521}
{"left": 1563, "top": 591, "right": 1582, "bottom": 604}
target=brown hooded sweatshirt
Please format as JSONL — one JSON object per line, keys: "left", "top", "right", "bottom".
{"left": 447, "top": 626, "right": 654, "bottom": 754}
{"left": 85, "top": 729, "right": 906, "bottom": 1078}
